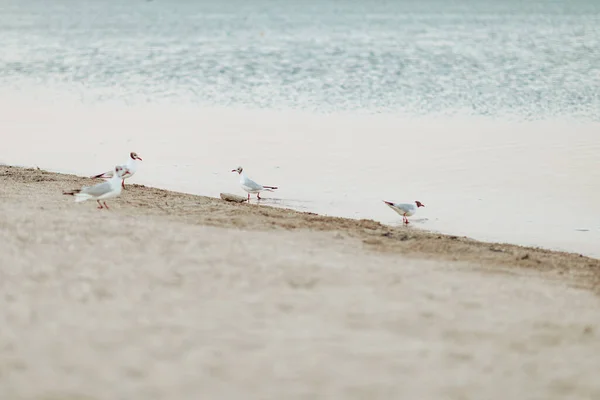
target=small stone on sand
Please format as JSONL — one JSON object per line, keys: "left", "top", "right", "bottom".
{"left": 220, "top": 193, "right": 248, "bottom": 203}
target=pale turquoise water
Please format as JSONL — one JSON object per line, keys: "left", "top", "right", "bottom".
{"left": 1, "top": 0, "right": 599, "bottom": 118}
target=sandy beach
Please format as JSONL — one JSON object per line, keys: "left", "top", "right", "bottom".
{"left": 1, "top": 165, "right": 600, "bottom": 400}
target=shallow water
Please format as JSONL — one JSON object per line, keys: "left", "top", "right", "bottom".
{"left": 1, "top": 0, "right": 600, "bottom": 256}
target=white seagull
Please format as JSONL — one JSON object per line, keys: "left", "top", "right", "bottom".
{"left": 64, "top": 166, "right": 126, "bottom": 209}
{"left": 231, "top": 166, "right": 278, "bottom": 201}
{"left": 383, "top": 200, "right": 425, "bottom": 224}
{"left": 92, "top": 151, "right": 143, "bottom": 188}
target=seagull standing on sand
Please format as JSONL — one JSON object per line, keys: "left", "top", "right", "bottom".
{"left": 92, "top": 151, "right": 143, "bottom": 188}
{"left": 383, "top": 200, "right": 425, "bottom": 224}
{"left": 64, "top": 166, "right": 126, "bottom": 209}
{"left": 232, "top": 166, "right": 278, "bottom": 201}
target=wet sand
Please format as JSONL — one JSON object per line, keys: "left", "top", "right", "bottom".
{"left": 1, "top": 165, "right": 600, "bottom": 400}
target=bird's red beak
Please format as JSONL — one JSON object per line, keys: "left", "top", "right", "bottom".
{"left": 231, "top": 169, "right": 237, "bottom": 172}
{"left": 136, "top": 156, "right": 143, "bottom": 161}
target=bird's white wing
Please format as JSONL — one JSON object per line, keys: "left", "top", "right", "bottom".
{"left": 81, "top": 180, "right": 115, "bottom": 197}
{"left": 395, "top": 203, "right": 416, "bottom": 213}
{"left": 242, "top": 176, "right": 264, "bottom": 191}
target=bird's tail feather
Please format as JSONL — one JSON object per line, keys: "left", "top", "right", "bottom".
{"left": 74, "top": 193, "right": 92, "bottom": 203}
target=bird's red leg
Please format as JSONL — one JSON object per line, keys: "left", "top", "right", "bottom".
{"left": 103, "top": 202, "right": 110, "bottom": 209}
{"left": 257, "top": 192, "right": 262, "bottom": 200}
{"left": 247, "top": 193, "right": 250, "bottom": 202}
{"left": 97, "top": 200, "right": 103, "bottom": 209}
{"left": 121, "top": 180, "right": 125, "bottom": 189}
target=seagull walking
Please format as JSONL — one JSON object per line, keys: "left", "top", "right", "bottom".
{"left": 64, "top": 166, "right": 126, "bottom": 209}
{"left": 92, "top": 151, "right": 143, "bottom": 188}
{"left": 383, "top": 200, "right": 425, "bottom": 224}
{"left": 232, "top": 166, "right": 278, "bottom": 201}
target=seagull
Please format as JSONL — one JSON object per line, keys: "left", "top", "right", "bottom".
{"left": 383, "top": 200, "right": 425, "bottom": 224}
{"left": 64, "top": 166, "right": 126, "bottom": 209}
{"left": 231, "top": 166, "right": 278, "bottom": 201}
{"left": 92, "top": 151, "right": 143, "bottom": 188}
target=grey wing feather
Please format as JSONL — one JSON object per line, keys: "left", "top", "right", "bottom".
{"left": 397, "top": 203, "right": 416, "bottom": 212}
{"left": 81, "top": 181, "right": 113, "bottom": 196}
{"left": 244, "top": 178, "right": 264, "bottom": 190}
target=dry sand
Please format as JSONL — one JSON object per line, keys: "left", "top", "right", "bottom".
{"left": 1, "top": 165, "right": 600, "bottom": 400}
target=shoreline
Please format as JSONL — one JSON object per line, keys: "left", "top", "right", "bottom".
{"left": 2, "top": 164, "right": 599, "bottom": 294}
{"left": 2, "top": 104, "right": 598, "bottom": 258}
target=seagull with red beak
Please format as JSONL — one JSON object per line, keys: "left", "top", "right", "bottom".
{"left": 92, "top": 151, "right": 143, "bottom": 188}
{"left": 383, "top": 200, "right": 425, "bottom": 224}
{"left": 232, "top": 166, "right": 278, "bottom": 201}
